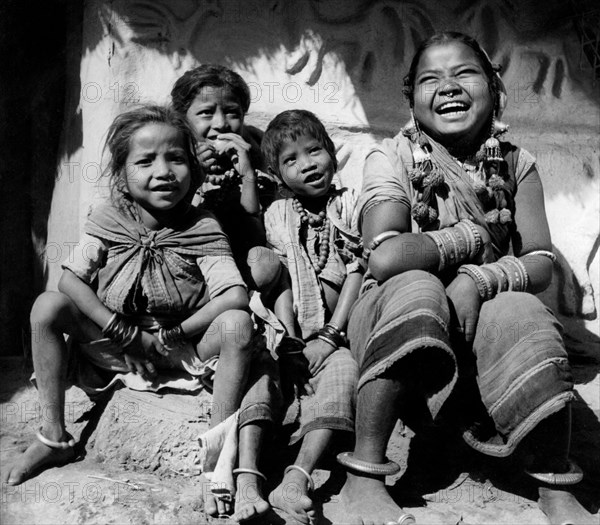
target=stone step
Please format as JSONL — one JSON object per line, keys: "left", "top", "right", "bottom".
{"left": 89, "top": 387, "right": 212, "bottom": 477}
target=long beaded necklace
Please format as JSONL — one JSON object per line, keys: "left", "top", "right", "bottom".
{"left": 404, "top": 116, "right": 512, "bottom": 228}
{"left": 292, "top": 198, "right": 331, "bottom": 274}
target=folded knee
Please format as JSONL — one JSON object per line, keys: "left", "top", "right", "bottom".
{"left": 217, "top": 310, "right": 254, "bottom": 350}
{"left": 247, "top": 247, "right": 282, "bottom": 292}
{"left": 30, "top": 292, "right": 71, "bottom": 328}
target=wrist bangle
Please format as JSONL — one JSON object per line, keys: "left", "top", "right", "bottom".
{"left": 102, "top": 313, "right": 138, "bottom": 351}
{"left": 317, "top": 334, "right": 338, "bottom": 349}
{"left": 159, "top": 324, "right": 187, "bottom": 351}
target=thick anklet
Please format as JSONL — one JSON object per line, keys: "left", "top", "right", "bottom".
{"left": 526, "top": 459, "right": 583, "bottom": 485}
{"left": 337, "top": 451, "right": 400, "bottom": 476}
{"left": 232, "top": 467, "right": 267, "bottom": 482}
{"left": 36, "top": 428, "right": 76, "bottom": 449}
{"left": 284, "top": 464, "right": 315, "bottom": 492}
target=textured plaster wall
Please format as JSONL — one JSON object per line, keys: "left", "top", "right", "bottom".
{"left": 31, "top": 0, "right": 600, "bottom": 354}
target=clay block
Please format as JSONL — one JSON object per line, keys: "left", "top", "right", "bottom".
{"left": 89, "top": 387, "right": 212, "bottom": 476}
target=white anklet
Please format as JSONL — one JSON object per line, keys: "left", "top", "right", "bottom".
{"left": 36, "top": 428, "right": 76, "bottom": 449}
{"left": 284, "top": 464, "right": 315, "bottom": 492}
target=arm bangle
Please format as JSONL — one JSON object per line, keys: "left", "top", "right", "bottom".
{"left": 368, "top": 230, "right": 401, "bottom": 252}
{"left": 524, "top": 250, "right": 557, "bottom": 263}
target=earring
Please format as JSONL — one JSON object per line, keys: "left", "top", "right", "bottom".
{"left": 484, "top": 115, "right": 502, "bottom": 162}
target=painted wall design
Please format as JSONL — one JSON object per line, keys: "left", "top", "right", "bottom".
{"left": 36, "top": 0, "right": 599, "bottom": 351}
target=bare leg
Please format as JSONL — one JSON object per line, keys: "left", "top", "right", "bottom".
{"left": 525, "top": 406, "right": 593, "bottom": 525}
{"left": 198, "top": 310, "right": 254, "bottom": 427}
{"left": 272, "top": 267, "right": 299, "bottom": 337}
{"left": 269, "top": 429, "right": 331, "bottom": 524}
{"left": 248, "top": 247, "right": 281, "bottom": 296}
{"left": 3, "top": 292, "right": 100, "bottom": 485}
{"left": 339, "top": 376, "right": 414, "bottom": 525}
{"left": 231, "top": 423, "right": 270, "bottom": 522}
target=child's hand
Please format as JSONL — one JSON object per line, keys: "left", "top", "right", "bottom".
{"left": 196, "top": 141, "right": 220, "bottom": 174}
{"left": 279, "top": 353, "right": 315, "bottom": 397}
{"left": 303, "top": 339, "right": 336, "bottom": 376}
{"left": 213, "top": 133, "right": 253, "bottom": 179}
{"left": 122, "top": 330, "right": 167, "bottom": 379}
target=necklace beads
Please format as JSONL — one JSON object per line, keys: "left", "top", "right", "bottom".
{"left": 292, "top": 198, "right": 331, "bottom": 274}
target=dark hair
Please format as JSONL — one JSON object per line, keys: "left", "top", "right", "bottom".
{"left": 171, "top": 64, "right": 251, "bottom": 115}
{"left": 261, "top": 109, "right": 337, "bottom": 178}
{"left": 402, "top": 32, "right": 502, "bottom": 115}
{"left": 104, "top": 104, "right": 202, "bottom": 206}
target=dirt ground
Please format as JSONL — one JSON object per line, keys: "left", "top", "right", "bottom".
{"left": 1, "top": 355, "right": 599, "bottom": 525}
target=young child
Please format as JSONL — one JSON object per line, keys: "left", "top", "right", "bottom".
{"left": 2, "top": 105, "right": 257, "bottom": 486}
{"left": 258, "top": 109, "right": 362, "bottom": 524}
{"left": 171, "top": 64, "right": 279, "bottom": 291}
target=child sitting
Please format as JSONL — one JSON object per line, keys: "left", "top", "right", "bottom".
{"left": 171, "top": 64, "right": 279, "bottom": 291}
{"left": 2, "top": 105, "right": 258, "bottom": 486}
{"left": 258, "top": 109, "right": 362, "bottom": 524}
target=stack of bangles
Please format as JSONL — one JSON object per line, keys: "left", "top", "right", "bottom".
{"left": 102, "top": 313, "right": 139, "bottom": 351}
{"left": 457, "top": 250, "right": 555, "bottom": 301}
{"left": 158, "top": 325, "right": 187, "bottom": 352}
{"left": 424, "top": 219, "right": 482, "bottom": 271}
{"left": 312, "top": 322, "right": 347, "bottom": 350}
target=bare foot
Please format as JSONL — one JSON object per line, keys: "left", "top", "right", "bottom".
{"left": 2, "top": 439, "right": 75, "bottom": 486}
{"left": 232, "top": 472, "right": 270, "bottom": 522}
{"left": 538, "top": 486, "right": 594, "bottom": 525}
{"left": 200, "top": 474, "right": 234, "bottom": 518}
{"left": 338, "top": 473, "right": 415, "bottom": 525}
{"left": 269, "top": 468, "right": 316, "bottom": 525}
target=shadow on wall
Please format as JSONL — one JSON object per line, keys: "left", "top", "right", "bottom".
{"left": 6, "top": 0, "right": 599, "bottom": 356}
{"left": 0, "top": 0, "right": 83, "bottom": 356}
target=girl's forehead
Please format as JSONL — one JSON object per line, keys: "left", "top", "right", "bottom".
{"left": 130, "top": 123, "right": 184, "bottom": 149}
{"left": 417, "top": 41, "right": 483, "bottom": 72}
{"left": 193, "top": 85, "right": 241, "bottom": 106}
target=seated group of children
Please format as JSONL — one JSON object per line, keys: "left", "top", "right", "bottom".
{"left": 4, "top": 64, "right": 363, "bottom": 524}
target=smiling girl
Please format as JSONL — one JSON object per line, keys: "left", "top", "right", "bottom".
{"left": 336, "top": 32, "right": 592, "bottom": 525}
{"left": 2, "top": 105, "right": 258, "bottom": 487}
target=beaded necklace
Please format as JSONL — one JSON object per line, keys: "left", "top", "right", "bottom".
{"left": 404, "top": 116, "right": 512, "bottom": 228}
{"left": 292, "top": 198, "right": 331, "bottom": 274}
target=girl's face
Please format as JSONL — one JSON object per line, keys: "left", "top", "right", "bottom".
{"left": 185, "top": 86, "right": 245, "bottom": 140}
{"left": 277, "top": 133, "right": 335, "bottom": 199}
{"left": 125, "top": 123, "right": 191, "bottom": 223}
{"left": 412, "top": 41, "right": 494, "bottom": 147}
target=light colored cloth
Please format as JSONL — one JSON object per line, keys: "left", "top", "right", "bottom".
{"left": 358, "top": 133, "right": 536, "bottom": 257}
{"left": 63, "top": 202, "right": 245, "bottom": 315}
{"left": 58, "top": 201, "right": 246, "bottom": 396}
{"left": 264, "top": 187, "right": 363, "bottom": 338}
{"left": 198, "top": 411, "right": 239, "bottom": 496}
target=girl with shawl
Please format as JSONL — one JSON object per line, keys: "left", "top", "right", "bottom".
{"left": 2, "top": 106, "right": 267, "bottom": 493}
{"left": 336, "top": 33, "right": 592, "bottom": 525}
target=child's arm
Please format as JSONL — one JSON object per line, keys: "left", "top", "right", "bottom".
{"left": 214, "top": 133, "right": 260, "bottom": 215}
{"left": 179, "top": 285, "right": 248, "bottom": 339}
{"left": 303, "top": 271, "right": 363, "bottom": 375}
{"left": 58, "top": 269, "right": 114, "bottom": 329}
{"left": 59, "top": 270, "right": 162, "bottom": 377}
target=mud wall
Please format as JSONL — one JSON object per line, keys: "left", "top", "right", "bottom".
{"left": 2, "top": 0, "right": 599, "bottom": 355}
